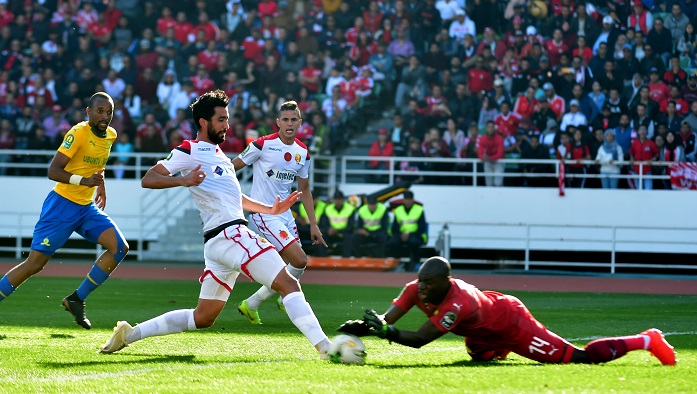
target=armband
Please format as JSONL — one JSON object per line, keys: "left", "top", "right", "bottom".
{"left": 69, "top": 174, "right": 83, "bottom": 186}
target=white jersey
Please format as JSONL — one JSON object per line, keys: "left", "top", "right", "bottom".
{"left": 159, "top": 139, "right": 245, "bottom": 233}
{"left": 238, "top": 133, "right": 311, "bottom": 206}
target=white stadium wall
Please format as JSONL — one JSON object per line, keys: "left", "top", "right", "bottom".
{"left": 1, "top": 177, "right": 696, "bottom": 255}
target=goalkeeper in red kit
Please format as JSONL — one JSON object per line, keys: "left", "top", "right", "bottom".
{"left": 339, "top": 256, "right": 676, "bottom": 366}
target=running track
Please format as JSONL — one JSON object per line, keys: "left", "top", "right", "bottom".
{"left": 1, "top": 261, "right": 696, "bottom": 295}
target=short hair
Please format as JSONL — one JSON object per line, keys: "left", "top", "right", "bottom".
{"left": 190, "top": 89, "right": 229, "bottom": 130}
{"left": 278, "top": 100, "right": 302, "bottom": 118}
{"left": 89, "top": 92, "right": 113, "bottom": 108}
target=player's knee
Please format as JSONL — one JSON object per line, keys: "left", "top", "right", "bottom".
{"left": 193, "top": 311, "right": 217, "bottom": 329}
{"left": 113, "top": 236, "right": 129, "bottom": 262}
{"left": 290, "top": 255, "right": 308, "bottom": 269}
{"left": 271, "top": 270, "right": 300, "bottom": 297}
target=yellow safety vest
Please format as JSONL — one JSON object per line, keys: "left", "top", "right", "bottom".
{"left": 324, "top": 203, "right": 355, "bottom": 230}
{"left": 393, "top": 204, "right": 427, "bottom": 242}
{"left": 299, "top": 199, "right": 327, "bottom": 223}
{"left": 357, "top": 203, "right": 387, "bottom": 231}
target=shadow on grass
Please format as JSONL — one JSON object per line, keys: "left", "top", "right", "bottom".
{"left": 49, "top": 333, "right": 75, "bottom": 339}
{"left": 371, "top": 359, "right": 531, "bottom": 369}
{"left": 39, "top": 354, "right": 203, "bottom": 368}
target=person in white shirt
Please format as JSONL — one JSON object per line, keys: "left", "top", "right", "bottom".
{"left": 436, "top": 0, "right": 461, "bottom": 22}
{"left": 98, "top": 90, "right": 332, "bottom": 358}
{"left": 234, "top": 100, "right": 327, "bottom": 324}
{"left": 560, "top": 99, "right": 588, "bottom": 131}
{"left": 449, "top": 9, "right": 476, "bottom": 41}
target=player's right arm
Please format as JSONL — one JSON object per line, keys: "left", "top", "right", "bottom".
{"left": 231, "top": 157, "right": 247, "bottom": 171}
{"left": 141, "top": 163, "right": 206, "bottom": 189}
{"left": 48, "top": 152, "right": 103, "bottom": 187}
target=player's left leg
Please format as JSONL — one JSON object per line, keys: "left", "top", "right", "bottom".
{"left": 64, "top": 209, "right": 129, "bottom": 329}
{"left": 242, "top": 214, "right": 304, "bottom": 317}
{"left": 580, "top": 329, "right": 675, "bottom": 365}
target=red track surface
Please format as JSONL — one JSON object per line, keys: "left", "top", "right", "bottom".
{"left": 1, "top": 261, "right": 696, "bottom": 295}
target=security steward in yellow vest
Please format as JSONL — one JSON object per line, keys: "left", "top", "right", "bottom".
{"left": 388, "top": 190, "right": 428, "bottom": 271}
{"left": 316, "top": 190, "right": 355, "bottom": 257}
{"left": 296, "top": 191, "right": 328, "bottom": 252}
{"left": 351, "top": 195, "right": 390, "bottom": 257}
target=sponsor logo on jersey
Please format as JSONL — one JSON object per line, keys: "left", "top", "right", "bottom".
{"left": 41, "top": 238, "right": 51, "bottom": 247}
{"left": 213, "top": 165, "right": 225, "bottom": 176}
{"left": 165, "top": 151, "right": 173, "bottom": 160}
{"left": 266, "top": 169, "right": 296, "bottom": 181}
{"left": 240, "top": 145, "right": 250, "bottom": 157}
{"left": 62, "top": 134, "right": 75, "bottom": 149}
{"left": 89, "top": 139, "right": 96, "bottom": 147}
{"left": 269, "top": 147, "right": 282, "bottom": 152}
{"left": 279, "top": 230, "right": 289, "bottom": 239}
{"left": 439, "top": 311, "right": 457, "bottom": 329}
{"left": 83, "top": 156, "right": 109, "bottom": 165}
{"left": 198, "top": 147, "right": 212, "bottom": 151}
{"left": 284, "top": 152, "right": 292, "bottom": 161}
{"left": 294, "top": 153, "right": 301, "bottom": 164}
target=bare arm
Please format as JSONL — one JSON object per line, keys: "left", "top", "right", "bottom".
{"left": 298, "top": 177, "right": 327, "bottom": 247}
{"left": 366, "top": 306, "right": 446, "bottom": 348}
{"left": 48, "top": 152, "right": 103, "bottom": 187}
{"left": 242, "top": 191, "right": 302, "bottom": 215}
{"left": 141, "top": 163, "right": 206, "bottom": 189}
{"left": 232, "top": 157, "right": 247, "bottom": 171}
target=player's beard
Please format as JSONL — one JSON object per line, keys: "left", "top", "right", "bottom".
{"left": 208, "top": 123, "right": 226, "bottom": 144}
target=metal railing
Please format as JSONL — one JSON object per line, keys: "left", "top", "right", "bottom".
{"left": 432, "top": 221, "right": 697, "bottom": 273}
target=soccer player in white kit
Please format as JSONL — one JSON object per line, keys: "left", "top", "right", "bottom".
{"left": 98, "top": 90, "right": 332, "bottom": 357}
{"left": 235, "top": 100, "right": 327, "bottom": 325}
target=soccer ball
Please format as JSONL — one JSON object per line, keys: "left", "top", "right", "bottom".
{"left": 328, "top": 334, "right": 367, "bottom": 364}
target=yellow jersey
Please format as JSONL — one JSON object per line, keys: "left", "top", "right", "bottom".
{"left": 54, "top": 121, "right": 117, "bottom": 205}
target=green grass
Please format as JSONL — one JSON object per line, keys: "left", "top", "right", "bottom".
{"left": 0, "top": 277, "right": 696, "bottom": 393}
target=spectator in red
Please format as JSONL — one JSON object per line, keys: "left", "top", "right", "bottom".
{"left": 572, "top": 36, "right": 594, "bottom": 65}
{"left": 257, "top": 0, "right": 279, "bottom": 19}
{"left": 74, "top": 2, "right": 98, "bottom": 32}
{"left": 514, "top": 86, "right": 539, "bottom": 119}
{"left": 156, "top": 6, "right": 175, "bottom": 36}
{"left": 242, "top": 29, "right": 265, "bottom": 63}
{"left": 478, "top": 121, "right": 505, "bottom": 186}
{"left": 172, "top": 11, "right": 194, "bottom": 44}
{"left": 628, "top": 0, "right": 653, "bottom": 35}
{"left": 664, "top": 56, "right": 687, "bottom": 88}
{"left": 338, "top": 67, "right": 360, "bottom": 107}
{"left": 349, "top": 31, "right": 378, "bottom": 66}
{"left": 0, "top": 2, "right": 14, "bottom": 30}
{"left": 476, "top": 27, "right": 507, "bottom": 60}
{"left": 197, "top": 40, "right": 221, "bottom": 73}
{"left": 363, "top": 1, "right": 383, "bottom": 34}
{"left": 648, "top": 68, "right": 670, "bottom": 105}
{"left": 468, "top": 56, "right": 493, "bottom": 99}
{"left": 299, "top": 53, "right": 323, "bottom": 94}
{"left": 660, "top": 85, "right": 689, "bottom": 115}
{"left": 190, "top": 64, "right": 215, "bottom": 96}
{"left": 543, "top": 83, "right": 566, "bottom": 121}
{"left": 355, "top": 66, "right": 375, "bottom": 98}
{"left": 567, "top": 128, "right": 591, "bottom": 188}
{"left": 136, "top": 113, "right": 164, "bottom": 144}
{"left": 494, "top": 101, "right": 521, "bottom": 137}
{"left": 193, "top": 11, "right": 221, "bottom": 42}
{"left": 103, "top": 0, "right": 122, "bottom": 31}
{"left": 367, "top": 128, "right": 394, "bottom": 175}
{"left": 424, "top": 85, "right": 450, "bottom": 121}
{"left": 135, "top": 39, "right": 158, "bottom": 72}
{"left": 545, "top": 29, "right": 569, "bottom": 66}
{"left": 629, "top": 125, "right": 659, "bottom": 189}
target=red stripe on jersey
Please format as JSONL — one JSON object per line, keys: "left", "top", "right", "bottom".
{"left": 176, "top": 140, "right": 193, "bottom": 154}
{"left": 240, "top": 246, "right": 275, "bottom": 281}
{"left": 198, "top": 270, "right": 232, "bottom": 292}
{"left": 252, "top": 213, "right": 284, "bottom": 247}
{"left": 253, "top": 133, "right": 280, "bottom": 148}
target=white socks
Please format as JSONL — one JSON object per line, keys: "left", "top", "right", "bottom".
{"left": 246, "top": 265, "right": 305, "bottom": 310}
{"left": 282, "top": 291, "right": 328, "bottom": 348}
{"left": 127, "top": 309, "right": 196, "bottom": 344}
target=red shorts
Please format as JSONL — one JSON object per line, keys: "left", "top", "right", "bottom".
{"left": 465, "top": 295, "right": 580, "bottom": 363}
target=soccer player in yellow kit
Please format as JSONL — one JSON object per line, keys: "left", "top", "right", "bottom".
{"left": 0, "top": 92, "right": 129, "bottom": 329}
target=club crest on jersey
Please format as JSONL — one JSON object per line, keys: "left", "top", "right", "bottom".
{"left": 294, "top": 153, "right": 301, "bottom": 164}
{"left": 284, "top": 152, "right": 292, "bottom": 162}
{"left": 279, "top": 230, "right": 289, "bottom": 239}
{"left": 440, "top": 311, "right": 457, "bottom": 329}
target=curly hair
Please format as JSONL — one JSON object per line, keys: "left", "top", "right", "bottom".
{"left": 190, "top": 89, "right": 230, "bottom": 130}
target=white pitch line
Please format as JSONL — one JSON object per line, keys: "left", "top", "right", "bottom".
{"left": 2, "top": 331, "right": 694, "bottom": 384}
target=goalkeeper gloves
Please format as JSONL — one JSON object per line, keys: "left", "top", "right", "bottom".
{"left": 363, "top": 309, "right": 399, "bottom": 341}
{"left": 337, "top": 319, "right": 372, "bottom": 337}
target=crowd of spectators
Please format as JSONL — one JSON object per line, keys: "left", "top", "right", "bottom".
{"left": 2, "top": 0, "right": 697, "bottom": 189}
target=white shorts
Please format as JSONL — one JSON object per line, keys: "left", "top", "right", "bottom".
{"left": 199, "top": 224, "right": 286, "bottom": 301}
{"left": 249, "top": 212, "right": 300, "bottom": 253}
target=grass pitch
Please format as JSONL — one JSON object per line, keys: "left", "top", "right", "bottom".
{"left": 0, "top": 277, "right": 695, "bottom": 393}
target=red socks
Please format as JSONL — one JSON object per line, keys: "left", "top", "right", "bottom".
{"left": 584, "top": 335, "right": 646, "bottom": 363}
